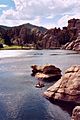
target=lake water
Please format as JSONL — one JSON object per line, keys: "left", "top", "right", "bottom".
{"left": 0, "top": 49, "right": 80, "bottom": 120}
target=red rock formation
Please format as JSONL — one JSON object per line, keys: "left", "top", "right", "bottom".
{"left": 68, "top": 18, "right": 77, "bottom": 29}
{"left": 44, "top": 65, "right": 80, "bottom": 104}
{"left": 62, "top": 33, "right": 80, "bottom": 51}
{"left": 0, "top": 19, "right": 80, "bottom": 50}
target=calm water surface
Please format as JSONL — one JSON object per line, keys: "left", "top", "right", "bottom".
{"left": 0, "top": 50, "right": 80, "bottom": 120}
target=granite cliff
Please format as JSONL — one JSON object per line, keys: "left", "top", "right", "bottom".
{"left": 0, "top": 18, "right": 80, "bottom": 51}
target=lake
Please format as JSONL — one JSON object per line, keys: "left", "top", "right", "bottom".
{"left": 0, "top": 49, "right": 80, "bottom": 120}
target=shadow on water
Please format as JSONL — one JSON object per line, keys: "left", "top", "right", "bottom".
{"left": 48, "top": 98, "right": 78, "bottom": 115}
{"left": 16, "top": 94, "right": 71, "bottom": 120}
{"left": 50, "top": 52, "right": 79, "bottom": 56}
{"left": 42, "top": 75, "right": 62, "bottom": 83}
{"left": 16, "top": 93, "right": 50, "bottom": 120}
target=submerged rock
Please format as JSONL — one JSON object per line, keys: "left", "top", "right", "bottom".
{"left": 35, "top": 83, "right": 45, "bottom": 88}
{"left": 31, "top": 64, "right": 61, "bottom": 81}
{"left": 44, "top": 65, "right": 80, "bottom": 104}
{"left": 71, "top": 106, "right": 80, "bottom": 120}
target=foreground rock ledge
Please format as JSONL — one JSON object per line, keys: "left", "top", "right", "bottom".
{"left": 71, "top": 106, "right": 80, "bottom": 120}
{"left": 31, "top": 64, "right": 61, "bottom": 80}
{"left": 44, "top": 65, "right": 80, "bottom": 104}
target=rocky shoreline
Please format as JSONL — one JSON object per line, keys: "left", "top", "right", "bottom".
{"left": 31, "top": 64, "right": 80, "bottom": 119}
{"left": 44, "top": 65, "right": 80, "bottom": 104}
{"left": 43, "top": 65, "right": 80, "bottom": 120}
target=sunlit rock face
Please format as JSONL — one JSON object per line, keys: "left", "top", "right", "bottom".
{"left": 44, "top": 65, "right": 80, "bottom": 104}
{"left": 71, "top": 106, "right": 80, "bottom": 120}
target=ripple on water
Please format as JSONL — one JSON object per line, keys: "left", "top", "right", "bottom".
{"left": 0, "top": 50, "right": 79, "bottom": 120}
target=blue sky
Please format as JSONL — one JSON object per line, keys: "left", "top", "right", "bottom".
{"left": 0, "top": 0, "right": 15, "bottom": 16}
{"left": 0, "top": 0, "right": 80, "bottom": 28}
{"left": 0, "top": 0, "right": 14, "bottom": 6}
{"left": 0, "top": 0, "right": 15, "bottom": 10}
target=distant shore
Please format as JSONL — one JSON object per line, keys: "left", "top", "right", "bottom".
{"left": 0, "top": 45, "right": 36, "bottom": 50}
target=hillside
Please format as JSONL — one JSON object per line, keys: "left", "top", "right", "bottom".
{"left": 0, "top": 18, "right": 80, "bottom": 51}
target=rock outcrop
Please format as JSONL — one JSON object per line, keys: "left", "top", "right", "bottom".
{"left": 62, "top": 33, "right": 80, "bottom": 51}
{"left": 31, "top": 64, "right": 61, "bottom": 80}
{"left": 44, "top": 65, "right": 80, "bottom": 104}
{"left": 0, "top": 18, "right": 80, "bottom": 50}
{"left": 0, "top": 23, "right": 47, "bottom": 46}
{"left": 71, "top": 106, "right": 80, "bottom": 120}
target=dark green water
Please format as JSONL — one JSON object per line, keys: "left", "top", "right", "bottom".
{"left": 0, "top": 50, "right": 80, "bottom": 120}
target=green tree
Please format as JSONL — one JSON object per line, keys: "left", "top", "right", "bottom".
{"left": 0, "top": 38, "right": 4, "bottom": 44}
{"left": 0, "top": 32, "right": 4, "bottom": 44}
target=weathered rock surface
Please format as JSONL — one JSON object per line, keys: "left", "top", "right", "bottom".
{"left": 62, "top": 33, "right": 80, "bottom": 51}
{"left": 44, "top": 65, "right": 80, "bottom": 104}
{"left": 31, "top": 64, "right": 61, "bottom": 80}
{"left": 71, "top": 106, "right": 80, "bottom": 120}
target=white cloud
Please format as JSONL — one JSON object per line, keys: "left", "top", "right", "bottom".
{"left": 0, "top": 0, "right": 80, "bottom": 28}
{"left": 0, "top": 4, "right": 7, "bottom": 8}
{"left": 46, "top": 15, "right": 54, "bottom": 19}
{"left": 57, "top": 14, "right": 80, "bottom": 28}
{"left": 43, "top": 23, "right": 56, "bottom": 29}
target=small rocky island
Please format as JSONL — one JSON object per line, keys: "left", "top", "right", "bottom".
{"left": 31, "top": 64, "right": 62, "bottom": 81}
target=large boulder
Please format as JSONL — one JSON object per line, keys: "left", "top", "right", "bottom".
{"left": 44, "top": 65, "right": 80, "bottom": 104}
{"left": 71, "top": 106, "right": 80, "bottom": 120}
{"left": 31, "top": 64, "right": 61, "bottom": 80}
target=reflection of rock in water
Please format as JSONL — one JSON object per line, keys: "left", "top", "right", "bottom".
{"left": 34, "top": 53, "right": 43, "bottom": 55}
{"left": 50, "top": 52, "right": 78, "bottom": 56}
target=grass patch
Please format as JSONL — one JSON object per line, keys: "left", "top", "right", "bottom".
{"left": 0, "top": 45, "right": 35, "bottom": 50}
